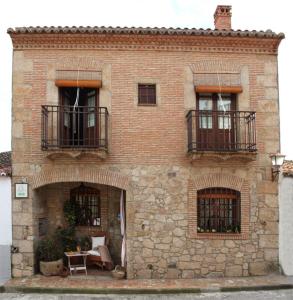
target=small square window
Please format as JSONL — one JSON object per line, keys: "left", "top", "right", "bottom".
{"left": 138, "top": 84, "right": 156, "bottom": 105}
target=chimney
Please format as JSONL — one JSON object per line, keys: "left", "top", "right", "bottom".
{"left": 214, "top": 5, "right": 232, "bottom": 30}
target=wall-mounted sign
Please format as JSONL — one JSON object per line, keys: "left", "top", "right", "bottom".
{"left": 15, "top": 183, "right": 28, "bottom": 198}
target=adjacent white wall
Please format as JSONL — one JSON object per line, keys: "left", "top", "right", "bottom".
{"left": 0, "top": 177, "right": 12, "bottom": 245}
{"left": 0, "top": 176, "right": 11, "bottom": 282}
{"left": 279, "top": 175, "right": 293, "bottom": 275}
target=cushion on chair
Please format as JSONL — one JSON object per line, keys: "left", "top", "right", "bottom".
{"left": 87, "top": 249, "right": 101, "bottom": 256}
{"left": 91, "top": 236, "right": 105, "bottom": 250}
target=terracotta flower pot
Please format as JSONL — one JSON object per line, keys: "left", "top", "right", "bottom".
{"left": 40, "top": 258, "right": 63, "bottom": 276}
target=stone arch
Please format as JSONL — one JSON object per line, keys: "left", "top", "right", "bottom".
{"left": 188, "top": 173, "right": 249, "bottom": 239}
{"left": 32, "top": 166, "right": 130, "bottom": 190}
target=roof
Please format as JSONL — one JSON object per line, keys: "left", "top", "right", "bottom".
{"left": 282, "top": 160, "right": 293, "bottom": 177}
{"left": 7, "top": 26, "right": 285, "bottom": 39}
{"left": 0, "top": 151, "right": 12, "bottom": 177}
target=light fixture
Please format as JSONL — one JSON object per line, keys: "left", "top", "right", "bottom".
{"left": 270, "top": 153, "right": 286, "bottom": 181}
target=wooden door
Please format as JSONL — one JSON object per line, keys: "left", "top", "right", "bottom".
{"left": 216, "top": 94, "right": 236, "bottom": 150}
{"left": 196, "top": 94, "right": 214, "bottom": 150}
{"left": 196, "top": 93, "right": 236, "bottom": 151}
{"left": 84, "top": 89, "right": 99, "bottom": 147}
{"left": 59, "top": 88, "right": 72, "bottom": 147}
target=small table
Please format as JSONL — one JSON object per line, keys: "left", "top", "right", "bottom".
{"left": 64, "top": 251, "right": 89, "bottom": 276}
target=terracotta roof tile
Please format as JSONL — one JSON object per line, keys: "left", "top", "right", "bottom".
{"left": 7, "top": 26, "right": 285, "bottom": 39}
{"left": 282, "top": 160, "right": 293, "bottom": 177}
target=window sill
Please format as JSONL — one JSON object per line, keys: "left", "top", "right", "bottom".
{"left": 44, "top": 149, "right": 108, "bottom": 161}
{"left": 188, "top": 151, "right": 257, "bottom": 162}
{"left": 191, "top": 232, "right": 248, "bottom": 240}
{"left": 137, "top": 103, "right": 157, "bottom": 107}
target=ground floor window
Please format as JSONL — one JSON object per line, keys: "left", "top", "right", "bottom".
{"left": 197, "top": 187, "right": 241, "bottom": 233}
{"left": 70, "top": 184, "right": 101, "bottom": 227}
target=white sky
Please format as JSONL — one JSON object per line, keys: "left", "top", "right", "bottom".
{"left": 0, "top": 0, "right": 292, "bottom": 158}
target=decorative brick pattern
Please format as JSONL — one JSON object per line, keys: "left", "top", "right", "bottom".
{"left": 32, "top": 167, "right": 130, "bottom": 190}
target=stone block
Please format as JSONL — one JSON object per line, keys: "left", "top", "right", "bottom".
{"left": 22, "top": 270, "right": 34, "bottom": 276}
{"left": 206, "top": 272, "right": 224, "bottom": 278}
{"left": 209, "top": 240, "right": 224, "bottom": 248}
{"left": 12, "top": 253, "right": 23, "bottom": 265}
{"left": 12, "top": 213, "right": 33, "bottom": 226}
{"left": 14, "top": 240, "right": 33, "bottom": 253}
{"left": 263, "top": 75, "right": 278, "bottom": 87}
{"left": 264, "top": 222, "right": 278, "bottom": 234}
{"left": 225, "top": 240, "right": 235, "bottom": 248}
{"left": 259, "top": 234, "right": 278, "bottom": 249}
{"left": 173, "top": 228, "right": 185, "bottom": 237}
{"left": 264, "top": 194, "right": 278, "bottom": 208}
{"left": 142, "top": 248, "right": 153, "bottom": 258}
{"left": 166, "top": 268, "right": 180, "bottom": 279}
{"left": 12, "top": 122, "right": 23, "bottom": 138}
{"left": 173, "top": 237, "right": 184, "bottom": 248}
{"left": 264, "top": 61, "right": 278, "bottom": 75}
{"left": 136, "top": 269, "right": 152, "bottom": 279}
{"left": 216, "top": 254, "right": 226, "bottom": 263}
{"left": 182, "top": 270, "right": 194, "bottom": 279}
{"left": 264, "top": 249, "right": 278, "bottom": 261}
{"left": 225, "top": 265, "right": 242, "bottom": 277}
{"left": 12, "top": 268, "right": 23, "bottom": 278}
{"left": 265, "top": 87, "right": 278, "bottom": 100}
{"left": 143, "top": 239, "right": 154, "bottom": 249}
{"left": 13, "top": 226, "right": 24, "bottom": 240}
{"left": 249, "top": 262, "right": 268, "bottom": 276}
{"left": 161, "top": 236, "right": 172, "bottom": 243}
{"left": 12, "top": 200, "right": 22, "bottom": 213}
{"left": 177, "top": 261, "right": 200, "bottom": 269}
{"left": 155, "top": 244, "right": 170, "bottom": 250}
{"left": 245, "top": 244, "right": 256, "bottom": 253}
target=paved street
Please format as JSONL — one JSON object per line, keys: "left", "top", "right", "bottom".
{"left": 1, "top": 290, "right": 293, "bottom": 300}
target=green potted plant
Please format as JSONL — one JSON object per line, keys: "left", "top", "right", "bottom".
{"left": 37, "top": 235, "right": 64, "bottom": 276}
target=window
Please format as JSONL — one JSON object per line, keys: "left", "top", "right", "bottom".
{"left": 59, "top": 87, "right": 99, "bottom": 147}
{"left": 197, "top": 187, "right": 240, "bottom": 234}
{"left": 138, "top": 84, "right": 156, "bottom": 105}
{"left": 196, "top": 93, "right": 236, "bottom": 150}
{"left": 70, "top": 184, "right": 101, "bottom": 227}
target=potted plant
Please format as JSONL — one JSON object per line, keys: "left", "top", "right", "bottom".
{"left": 37, "top": 235, "right": 64, "bottom": 276}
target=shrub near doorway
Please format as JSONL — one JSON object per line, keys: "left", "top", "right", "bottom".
{"left": 37, "top": 236, "right": 64, "bottom": 276}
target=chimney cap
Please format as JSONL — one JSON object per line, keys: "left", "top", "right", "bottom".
{"left": 214, "top": 5, "right": 232, "bottom": 30}
{"left": 214, "top": 5, "right": 232, "bottom": 18}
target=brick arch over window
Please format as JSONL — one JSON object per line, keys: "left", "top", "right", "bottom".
{"left": 31, "top": 167, "right": 130, "bottom": 190}
{"left": 188, "top": 173, "right": 249, "bottom": 239}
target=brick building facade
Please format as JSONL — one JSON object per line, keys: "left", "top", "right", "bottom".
{"left": 8, "top": 6, "right": 284, "bottom": 278}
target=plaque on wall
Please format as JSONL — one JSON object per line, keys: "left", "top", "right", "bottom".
{"left": 15, "top": 183, "right": 28, "bottom": 198}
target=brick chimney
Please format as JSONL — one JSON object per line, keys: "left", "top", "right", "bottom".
{"left": 214, "top": 5, "right": 232, "bottom": 30}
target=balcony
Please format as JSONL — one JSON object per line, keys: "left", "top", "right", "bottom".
{"left": 41, "top": 105, "right": 108, "bottom": 158}
{"left": 186, "top": 110, "right": 257, "bottom": 161}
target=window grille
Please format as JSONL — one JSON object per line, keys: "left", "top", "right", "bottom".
{"left": 138, "top": 84, "right": 156, "bottom": 105}
{"left": 197, "top": 187, "right": 241, "bottom": 233}
{"left": 70, "top": 184, "right": 101, "bottom": 227}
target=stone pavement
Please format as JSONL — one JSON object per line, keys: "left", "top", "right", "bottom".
{"left": 1, "top": 274, "right": 293, "bottom": 295}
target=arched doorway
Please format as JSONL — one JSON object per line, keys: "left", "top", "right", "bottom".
{"left": 32, "top": 167, "right": 130, "bottom": 277}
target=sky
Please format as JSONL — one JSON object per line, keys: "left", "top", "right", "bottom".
{"left": 0, "top": 0, "right": 292, "bottom": 158}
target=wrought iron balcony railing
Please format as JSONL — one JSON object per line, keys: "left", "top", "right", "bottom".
{"left": 41, "top": 105, "right": 108, "bottom": 150}
{"left": 186, "top": 110, "right": 257, "bottom": 152}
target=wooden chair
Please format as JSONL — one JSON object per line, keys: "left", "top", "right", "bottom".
{"left": 87, "top": 231, "right": 108, "bottom": 269}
